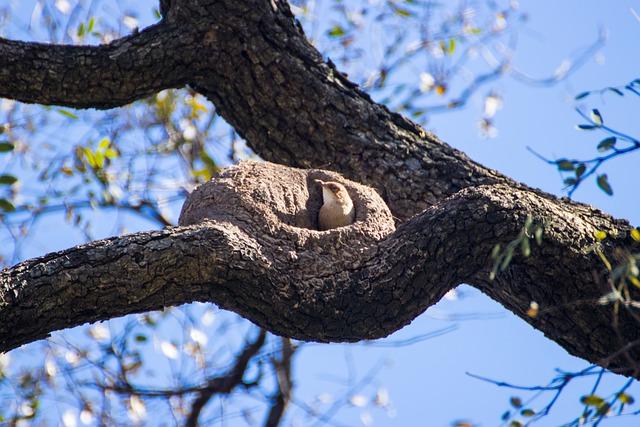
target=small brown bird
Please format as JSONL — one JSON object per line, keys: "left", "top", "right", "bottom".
{"left": 315, "top": 179, "right": 355, "bottom": 231}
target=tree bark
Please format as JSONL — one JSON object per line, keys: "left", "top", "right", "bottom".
{"left": 0, "top": 0, "right": 639, "bottom": 378}
{"left": 0, "top": 23, "right": 190, "bottom": 109}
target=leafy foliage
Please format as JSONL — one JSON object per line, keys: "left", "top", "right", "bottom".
{"left": 489, "top": 215, "right": 543, "bottom": 281}
{"left": 533, "top": 78, "right": 640, "bottom": 197}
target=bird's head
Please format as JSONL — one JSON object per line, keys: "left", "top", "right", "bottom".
{"left": 314, "top": 179, "right": 350, "bottom": 204}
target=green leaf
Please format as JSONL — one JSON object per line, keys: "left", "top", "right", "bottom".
{"left": 524, "top": 215, "right": 533, "bottom": 230}
{"left": 631, "top": 229, "right": 640, "bottom": 242}
{"left": 509, "top": 422, "right": 522, "bottom": 427}
{"left": 596, "top": 402, "right": 611, "bottom": 415}
{"left": 564, "top": 177, "right": 577, "bottom": 186}
{"left": 0, "top": 142, "right": 14, "bottom": 152}
{"left": 104, "top": 148, "right": 118, "bottom": 159}
{"left": 0, "top": 199, "right": 15, "bottom": 212}
{"left": 394, "top": 7, "right": 412, "bottom": 17}
{"left": 93, "top": 151, "right": 105, "bottom": 169}
{"left": 576, "top": 124, "right": 597, "bottom": 131}
{"left": 575, "top": 163, "right": 586, "bottom": 178}
{"left": 520, "top": 237, "right": 531, "bottom": 257}
{"left": 0, "top": 174, "right": 17, "bottom": 185}
{"left": 77, "top": 23, "right": 85, "bottom": 37}
{"left": 520, "top": 409, "right": 535, "bottom": 417}
{"left": 557, "top": 159, "right": 575, "bottom": 171}
{"left": 590, "top": 109, "right": 603, "bottom": 125}
{"left": 446, "top": 38, "right": 456, "bottom": 55}
{"left": 596, "top": 174, "right": 613, "bottom": 196}
{"left": 500, "top": 249, "right": 514, "bottom": 271}
{"left": 594, "top": 230, "right": 607, "bottom": 241}
{"left": 98, "top": 137, "right": 111, "bottom": 151}
{"left": 192, "top": 168, "right": 211, "bottom": 181}
{"left": 87, "top": 17, "right": 95, "bottom": 32}
{"left": 581, "top": 394, "right": 605, "bottom": 406}
{"left": 491, "top": 244, "right": 501, "bottom": 259}
{"left": 83, "top": 147, "right": 97, "bottom": 168}
{"left": 328, "top": 25, "right": 345, "bottom": 37}
{"left": 510, "top": 396, "right": 522, "bottom": 408}
{"left": 534, "top": 227, "right": 543, "bottom": 245}
{"left": 57, "top": 109, "right": 79, "bottom": 119}
{"left": 134, "top": 334, "right": 148, "bottom": 343}
{"left": 200, "top": 149, "right": 219, "bottom": 174}
{"left": 597, "top": 137, "right": 616, "bottom": 152}
{"left": 574, "top": 91, "right": 590, "bottom": 100}
{"left": 618, "top": 393, "right": 634, "bottom": 404}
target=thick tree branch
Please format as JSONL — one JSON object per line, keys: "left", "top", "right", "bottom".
{"left": 171, "top": 0, "right": 506, "bottom": 219}
{"left": 0, "top": 0, "right": 515, "bottom": 220}
{"left": 1, "top": 0, "right": 639, "bottom": 384}
{"left": 0, "top": 22, "right": 190, "bottom": 109}
{"left": 1, "top": 164, "right": 638, "bottom": 375}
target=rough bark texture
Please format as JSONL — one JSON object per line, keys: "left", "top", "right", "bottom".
{"left": 182, "top": 0, "right": 507, "bottom": 220}
{"left": 0, "top": 23, "right": 191, "bottom": 109}
{"left": 2, "top": 162, "right": 639, "bottom": 375}
{"left": 1, "top": 0, "right": 639, "bottom": 378}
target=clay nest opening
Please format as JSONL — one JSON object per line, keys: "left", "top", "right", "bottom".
{"left": 179, "top": 161, "right": 396, "bottom": 275}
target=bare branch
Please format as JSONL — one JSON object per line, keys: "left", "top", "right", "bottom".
{"left": 185, "top": 329, "right": 267, "bottom": 427}
{"left": 264, "top": 338, "right": 295, "bottom": 427}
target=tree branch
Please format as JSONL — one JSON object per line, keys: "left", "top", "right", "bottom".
{"left": 1, "top": 163, "right": 638, "bottom": 376}
{"left": 0, "top": 0, "right": 521, "bottom": 221}
{"left": 185, "top": 329, "right": 267, "bottom": 427}
{"left": 0, "top": 0, "right": 639, "bottom": 385}
{"left": 0, "top": 21, "right": 190, "bottom": 109}
{"left": 169, "top": 0, "right": 505, "bottom": 220}
{"left": 264, "top": 338, "right": 295, "bottom": 427}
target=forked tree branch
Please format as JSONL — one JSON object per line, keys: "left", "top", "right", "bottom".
{"left": 1, "top": 163, "right": 638, "bottom": 376}
{"left": 0, "top": 0, "right": 639, "bottom": 382}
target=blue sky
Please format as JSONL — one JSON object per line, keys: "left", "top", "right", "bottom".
{"left": 291, "top": 1, "right": 640, "bottom": 426}
{"left": 368, "top": 1, "right": 639, "bottom": 425}
{"left": 1, "top": 0, "right": 640, "bottom": 426}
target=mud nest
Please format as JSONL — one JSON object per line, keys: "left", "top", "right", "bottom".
{"left": 179, "top": 161, "right": 395, "bottom": 274}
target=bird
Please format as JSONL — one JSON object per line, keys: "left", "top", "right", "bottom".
{"left": 315, "top": 179, "right": 356, "bottom": 231}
